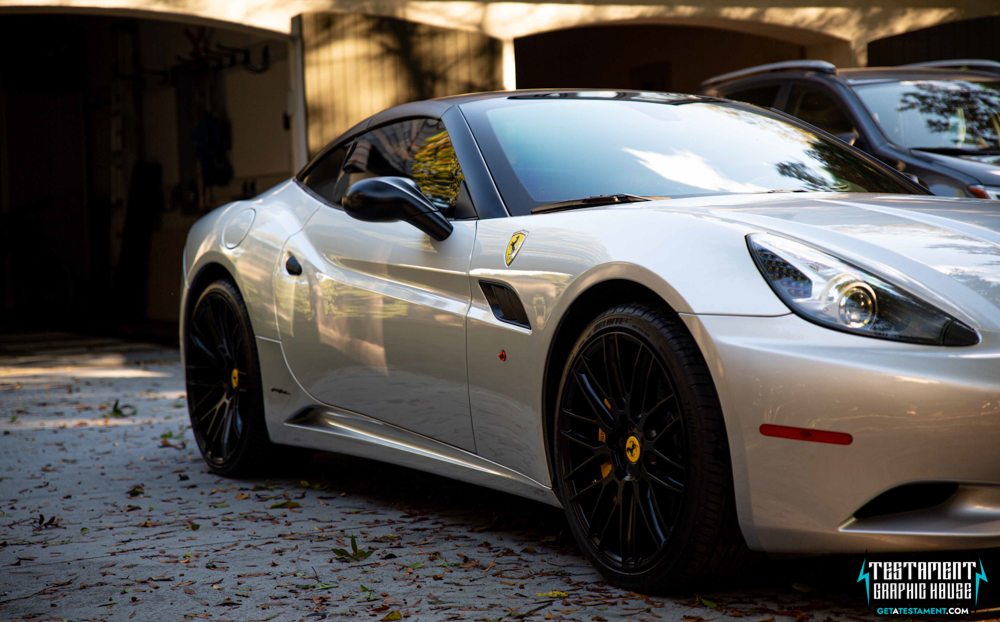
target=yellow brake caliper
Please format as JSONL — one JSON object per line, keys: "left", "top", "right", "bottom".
{"left": 600, "top": 398, "right": 613, "bottom": 479}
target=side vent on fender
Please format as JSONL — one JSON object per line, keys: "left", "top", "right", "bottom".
{"left": 480, "top": 281, "right": 531, "bottom": 329}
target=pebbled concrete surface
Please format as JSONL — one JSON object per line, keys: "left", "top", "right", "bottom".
{"left": 0, "top": 333, "right": 873, "bottom": 621}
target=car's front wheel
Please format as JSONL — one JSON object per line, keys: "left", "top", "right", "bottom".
{"left": 553, "top": 303, "right": 754, "bottom": 592}
{"left": 184, "top": 279, "right": 273, "bottom": 476}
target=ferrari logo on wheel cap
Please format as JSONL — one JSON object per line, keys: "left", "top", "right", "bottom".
{"left": 625, "top": 436, "right": 640, "bottom": 463}
{"left": 231, "top": 369, "right": 239, "bottom": 388}
{"left": 505, "top": 231, "right": 527, "bottom": 266}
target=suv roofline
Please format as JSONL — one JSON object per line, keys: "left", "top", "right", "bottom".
{"left": 901, "top": 59, "right": 1000, "bottom": 73}
{"left": 701, "top": 60, "right": 836, "bottom": 89}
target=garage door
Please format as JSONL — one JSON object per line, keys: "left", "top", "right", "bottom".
{"left": 295, "top": 12, "right": 503, "bottom": 158}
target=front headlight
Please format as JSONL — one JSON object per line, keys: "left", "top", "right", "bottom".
{"left": 748, "top": 234, "right": 978, "bottom": 346}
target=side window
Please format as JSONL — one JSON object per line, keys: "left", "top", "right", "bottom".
{"left": 724, "top": 84, "right": 781, "bottom": 108}
{"left": 331, "top": 118, "right": 473, "bottom": 218}
{"left": 300, "top": 144, "right": 348, "bottom": 204}
{"left": 785, "top": 85, "right": 858, "bottom": 140}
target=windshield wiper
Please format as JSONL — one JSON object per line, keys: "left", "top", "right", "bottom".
{"left": 913, "top": 147, "right": 1000, "bottom": 156}
{"left": 530, "top": 194, "right": 659, "bottom": 215}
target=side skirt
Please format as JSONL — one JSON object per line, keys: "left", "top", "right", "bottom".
{"left": 282, "top": 406, "right": 560, "bottom": 506}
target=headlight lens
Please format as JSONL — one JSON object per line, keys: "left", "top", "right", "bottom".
{"left": 748, "top": 234, "right": 978, "bottom": 346}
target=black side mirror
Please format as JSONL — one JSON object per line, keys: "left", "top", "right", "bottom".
{"left": 343, "top": 177, "right": 453, "bottom": 241}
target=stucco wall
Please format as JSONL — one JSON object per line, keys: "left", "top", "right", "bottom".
{"left": 3, "top": 0, "right": 1000, "bottom": 66}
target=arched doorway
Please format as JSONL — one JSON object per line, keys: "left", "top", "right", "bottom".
{"left": 868, "top": 15, "right": 1000, "bottom": 67}
{"left": 515, "top": 22, "right": 847, "bottom": 94}
{"left": 0, "top": 12, "right": 293, "bottom": 339}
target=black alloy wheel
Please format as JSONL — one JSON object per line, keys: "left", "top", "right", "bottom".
{"left": 558, "top": 326, "right": 686, "bottom": 570}
{"left": 185, "top": 279, "right": 269, "bottom": 476}
{"left": 553, "top": 304, "right": 755, "bottom": 592}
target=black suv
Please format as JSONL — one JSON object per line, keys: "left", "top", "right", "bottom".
{"left": 699, "top": 59, "right": 1000, "bottom": 201}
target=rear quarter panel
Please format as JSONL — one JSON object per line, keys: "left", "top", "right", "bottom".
{"left": 182, "top": 180, "right": 320, "bottom": 342}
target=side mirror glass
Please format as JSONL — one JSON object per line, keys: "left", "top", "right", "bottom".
{"left": 343, "top": 177, "right": 453, "bottom": 241}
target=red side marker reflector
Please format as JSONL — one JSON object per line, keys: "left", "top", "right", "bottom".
{"left": 759, "top": 424, "right": 852, "bottom": 446}
{"left": 498, "top": 350, "right": 506, "bottom": 362}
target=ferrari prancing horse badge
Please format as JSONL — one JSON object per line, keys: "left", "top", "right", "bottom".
{"left": 505, "top": 231, "right": 527, "bottom": 266}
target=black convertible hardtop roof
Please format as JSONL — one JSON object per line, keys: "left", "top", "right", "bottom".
{"left": 305, "top": 89, "right": 714, "bottom": 177}
{"left": 372, "top": 88, "right": 711, "bottom": 119}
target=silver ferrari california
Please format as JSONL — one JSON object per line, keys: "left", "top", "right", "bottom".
{"left": 181, "top": 90, "right": 1000, "bottom": 591}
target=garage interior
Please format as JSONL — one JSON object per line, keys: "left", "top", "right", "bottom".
{"left": 514, "top": 24, "right": 809, "bottom": 94}
{"left": 867, "top": 15, "right": 1000, "bottom": 66}
{"left": 0, "top": 13, "right": 294, "bottom": 342}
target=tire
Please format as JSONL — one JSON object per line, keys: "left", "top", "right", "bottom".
{"left": 184, "top": 279, "right": 274, "bottom": 477}
{"left": 552, "top": 303, "right": 755, "bottom": 592}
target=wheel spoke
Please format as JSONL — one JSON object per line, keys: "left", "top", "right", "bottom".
{"left": 636, "top": 480, "right": 666, "bottom": 547}
{"left": 569, "top": 472, "right": 612, "bottom": 504}
{"left": 188, "top": 331, "right": 221, "bottom": 366}
{"left": 649, "top": 415, "right": 682, "bottom": 444}
{"left": 219, "top": 405, "right": 235, "bottom": 457}
{"left": 560, "top": 429, "right": 603, "bottom": 452}
{"left": 604, "top": 335, "right": 627, "bottom": 411}
{"left": 627, "top": 346, "right": 652, "bottom": 420}
{"left": 647, "top": 470, "right": 684, "bottom": 495}
{"left": 587, "top": 481, "right": 618, "bottom": 542}
{"left": 645, "top": 392, "right": 676, "bottom": 420}
{"left": 562, "top": 407, "right": 598, "bottom": 426}
{"left": 619, "top": 481, "right": 636, "bottom": 565}
{"left": 562, "top": 451, "right": 608, "bottom": 483}
{"left": 191, "top": 384, "right": 225, "bottom": 418}
{"left": 652, "top": 448, "right": 684, "bottom": 471}
{"left": 200, "top": 300, "right": 229, "bottom": 358}
{"left": 646, "top": 481, "right": 674, "bottom": 539}
{"left": 186, "top": 365, "right": 220, "bottom": 388}
{"left": 208, "top": 399, "right": 231, "bottom": 450}
{"left": 574, "top": 361, "right": 615, "bottom": 428}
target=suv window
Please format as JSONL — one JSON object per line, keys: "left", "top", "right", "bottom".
{"left": 331, "top": 119, "right": 474, "bottom": 218}
{"left": 724, "top": 85, "right": 780, "bottom": 108}
{"left": 785, "top": 85, "right": 857, "bottom": 139}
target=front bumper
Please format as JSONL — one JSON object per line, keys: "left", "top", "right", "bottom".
{"left": 683, "top": 312, "right": 1000, "bottom": 554}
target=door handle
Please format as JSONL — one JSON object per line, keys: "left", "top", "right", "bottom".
{"left": 285, "top": 254, "right": 302, "bottom": 276}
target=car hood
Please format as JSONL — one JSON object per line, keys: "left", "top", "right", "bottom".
{"left": 912, "top": 149, "right": 1000, "bottom": 186}
{"left": 654, "top": 192, "right": 1000, "bottom": 327}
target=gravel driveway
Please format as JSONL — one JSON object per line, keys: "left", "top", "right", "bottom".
{"left": 0, "top": 333, "right": 871, "bottom": 621}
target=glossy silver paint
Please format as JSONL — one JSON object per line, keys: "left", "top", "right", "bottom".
{"left": 275, "top": 209, "right": 478, "bottom": 451}
{"left": 183, "top": 183, "right": 1000, "bottom": 555}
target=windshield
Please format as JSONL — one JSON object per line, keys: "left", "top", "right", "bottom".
{"left": 460, "top": 97, "right": 917, "bottom": 215}
{"left": 854, "top": 79, "right": 1000, "bottom": 151}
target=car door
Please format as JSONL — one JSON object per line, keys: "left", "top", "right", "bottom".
{"left": 275, "top": 117, "right": 479, "bottom": 451}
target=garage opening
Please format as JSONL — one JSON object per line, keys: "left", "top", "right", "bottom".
{"left": 514, "top": 24, "right": 808, "bottom": 95}
{"left": 0, "top": 13, "right": 293, "bottom": 343}
{"left": 868, "top": 15, "right": 1000, "bottom": 67}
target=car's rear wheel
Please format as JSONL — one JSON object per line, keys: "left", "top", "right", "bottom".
{"left": 185, "top": 279, "right": 272, "bottom": 476}
{"left": 553, "top": 303, "right": 754, "bottom": 592}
